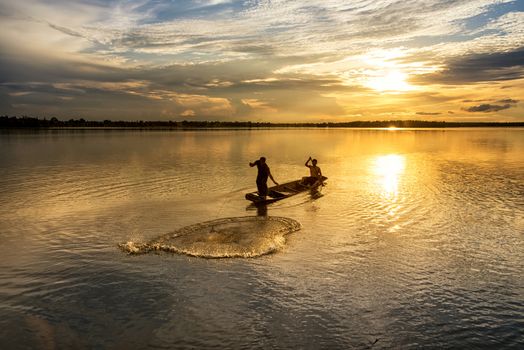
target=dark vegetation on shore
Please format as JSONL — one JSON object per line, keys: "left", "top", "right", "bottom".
{"left": 1, "top": 115, "right": 523, "bottom": 128}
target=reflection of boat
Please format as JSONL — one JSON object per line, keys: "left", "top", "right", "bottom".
{"left": 245, "top": 176, "right": 327, "bottom": 205}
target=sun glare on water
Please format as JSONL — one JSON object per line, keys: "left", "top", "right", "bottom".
{"left": 373, "top": 154, "right": 406, "bottom": 196}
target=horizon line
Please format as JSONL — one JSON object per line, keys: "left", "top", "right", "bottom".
{"left": 1, "top": 116, "right": 524, "bottom": 128}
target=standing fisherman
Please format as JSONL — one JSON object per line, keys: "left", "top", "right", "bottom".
{"left": 249, "top": 157, "right": 278, "bottom": 199}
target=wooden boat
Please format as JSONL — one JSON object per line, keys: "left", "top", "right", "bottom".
{"left": 245, "top": 176, "right": 327, "bottom": 205}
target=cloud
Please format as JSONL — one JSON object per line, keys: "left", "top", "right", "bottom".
{"left": 416, "top": 47, "right": 524, "bottom": 84}
{"left": 240, "top": 98, "right": 277, "bottom": 114}
{"left": 47, "top": 23, "right": 85, "bottom": 38}
{"left": 1, "top": 0, "right": 524, "bottom": 121}
{"left": 0, "top": 80, "right": 235, "bottom": 119}
{"left": 416, "top": 112, "right": 441, "bottom": 115}
{"left": 463, "top": 97, "right": 518, "bottom": 112}
{"left": 180, "top": 109, "right": 195, "bottom": 117}
{"left": 464, "top": 103, "right": 513, "bottom": 112}
{"left": 5, "top": 0, "right": 516, "bottom": 65}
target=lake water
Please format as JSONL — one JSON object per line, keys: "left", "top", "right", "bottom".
{"left": 0, "top": 128, "right": 523, "bottom": 349}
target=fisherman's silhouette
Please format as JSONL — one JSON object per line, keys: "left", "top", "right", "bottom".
{"left": 249, "top": 156, "right": 278, "bottom": 199}
{"left": 302, "top": 156, "right": 324, "bottom": 187}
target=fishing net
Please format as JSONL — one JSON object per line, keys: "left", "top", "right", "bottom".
{"left": 119, "top": 216, "right": 301, "bottom": 258}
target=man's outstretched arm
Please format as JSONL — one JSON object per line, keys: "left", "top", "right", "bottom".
{"left": 305, "top": 156, "right": 312, "bottom": 167}
{"left": 269, "top": 172, "right": 278, "bottom": 185}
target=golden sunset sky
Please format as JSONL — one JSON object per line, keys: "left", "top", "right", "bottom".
{"left": 1, "top": 0, "right": 523, "bottom": 122}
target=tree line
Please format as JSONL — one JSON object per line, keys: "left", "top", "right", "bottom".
{"left": 1, "top": 115, "right": 523, "bottom": 128}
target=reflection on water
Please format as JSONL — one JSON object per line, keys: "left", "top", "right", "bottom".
{"left": 0, "top": 128, "right": 523, "bottom": 349}
{"left": 373, "top": 154, "right": 405, "bottom": 197}
{"left": 372, "top": 154, "right": 406, "bottom": 232}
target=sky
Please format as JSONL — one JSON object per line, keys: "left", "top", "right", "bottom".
{"left": 0, "top": 0, "right": 523, "bottom": 122}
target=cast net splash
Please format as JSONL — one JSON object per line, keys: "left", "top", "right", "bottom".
{"left": 119, "top": 216, "right": 300, "bottom": 258}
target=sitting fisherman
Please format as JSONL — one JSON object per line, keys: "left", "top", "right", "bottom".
{"left": 302, "top": 156, "right": 323, "bottom": 186}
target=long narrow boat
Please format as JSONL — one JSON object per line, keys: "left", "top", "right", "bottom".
{"left": 245, "top": 176, "right": 327, "bottom": 205}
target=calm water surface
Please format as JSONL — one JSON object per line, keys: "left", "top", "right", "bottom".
{"left": 0, "top": 128, "right": 523, "bottom": 349}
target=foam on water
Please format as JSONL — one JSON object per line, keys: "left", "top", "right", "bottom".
{"left": 119, "top": 216, "right": 301, "bottom": 258}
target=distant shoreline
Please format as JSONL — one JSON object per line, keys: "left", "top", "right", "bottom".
{"left": 1, "top": 116, "right": 523, "bottom": 129}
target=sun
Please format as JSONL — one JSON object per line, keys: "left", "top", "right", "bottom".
{"left": 365, "top": 70, "right": 413, "bottom": 92}
{"left": 357, "top": 49, "right": 418, "bottom": 93}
